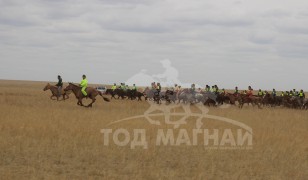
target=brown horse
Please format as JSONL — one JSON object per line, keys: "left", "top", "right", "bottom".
{"left": 64, "top": 83, "right": 110, "bottom": 107}
{"left": 225, "top": 93, "right": 239, "bottom": 105}
{"left": 43, "top": 83, "right": 69, "bottom": 101}
{"left": 238, "top": 95, "right": 262, "bottom": 109}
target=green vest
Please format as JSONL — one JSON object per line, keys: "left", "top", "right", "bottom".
{"left": 80, "top": 79, "right": 88, "bottom": 87}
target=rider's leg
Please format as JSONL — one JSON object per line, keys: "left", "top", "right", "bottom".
{"left": 58, "top": 86, "right": 62, "bottom": 97}
{"left": 81, "top": 87, "right": 87, "bottom": 96}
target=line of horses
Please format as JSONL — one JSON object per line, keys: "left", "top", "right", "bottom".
{"left": 43, "top": 83, "right": 308, "bottom": 109}
{"left": 104, "top": 87, "right": 308, "bottom": 110}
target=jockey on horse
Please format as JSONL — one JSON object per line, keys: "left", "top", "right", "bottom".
{"left": 156, "top": 83, "right": 161, "bottom": 94}
{"left": 175, "top": 84, "right": 182, "bottom": 100}
{"left": 111, "top": 83, "right": 117, "bottom": 91}
{"left": 247, "top": 86, "right": 253, "bottom": 97}
{"left": 257, "top": 89, "right": 264, "bottom": 97}
{"left": 56, "top": 75, "right": 63, "bottom": 97}
{"left": 80, "top": 74, "right": 88, "bottom": 97}
{"left": 205, "top": 85, "right": 210, "bottom": 92}
{"left": 234, "top": 86, "right": 239, "bottom": 95}
{"left": 190, "top": 84, "right": 197, "bottom": 100}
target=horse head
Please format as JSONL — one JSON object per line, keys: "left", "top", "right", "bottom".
{"left": 43, "top": 83, "right": 50, "bottom": 91}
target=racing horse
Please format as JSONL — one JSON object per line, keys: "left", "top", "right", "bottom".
{"left": 64, "top": 83, "right": 110, "bottom": 107}
{"left": 238, "top": 94, "right": 262, "bottom": 109}
{"left": 43, "top": 83, "right": 70, "bottom": 101}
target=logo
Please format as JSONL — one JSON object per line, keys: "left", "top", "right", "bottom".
{"left": 101, "top": 59, "right": 253, "bottom": 150}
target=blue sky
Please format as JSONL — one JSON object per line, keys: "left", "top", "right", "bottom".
{"left": 1, "top": 0, "right": 308, "bottom": 90}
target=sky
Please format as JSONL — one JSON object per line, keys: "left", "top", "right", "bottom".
{"left": 1, "top": 0, "right": 308, "bottom": 90}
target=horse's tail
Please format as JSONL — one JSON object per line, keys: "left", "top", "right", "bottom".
{"left": 98, "top": 91, "right": 110, "bottom": 102}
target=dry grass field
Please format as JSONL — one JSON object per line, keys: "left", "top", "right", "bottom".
{"left": 0, "top": 80, "right": 307, "bottom": 179}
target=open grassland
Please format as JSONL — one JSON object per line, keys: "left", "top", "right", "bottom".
{"left": 0, "top": 80, "right": 307, "bottom": 179}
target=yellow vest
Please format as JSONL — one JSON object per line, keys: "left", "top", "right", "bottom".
{"left": 80, "top": 79, "right": 88, "bottom": 87}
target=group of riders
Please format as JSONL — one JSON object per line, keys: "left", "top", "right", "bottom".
{"left": 55, "top": 74, "right": 88, "bottom": 97}
{"left": 53, "top": 75, "right": 306, "bottom": 108}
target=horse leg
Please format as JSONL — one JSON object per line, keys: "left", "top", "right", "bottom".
{"left": 77, "top": 99, "right": 82, "bottom": 106}
{"left": 79, "top": 98, "right": 84, "bottom": 106}
{"left": 87, "top": 98, "right": 96, "bottom": 108}
{"left": 238, "top": 101, "right": 243, "bottom": 108}
{"left": 257, "top": 101, "right": 262, "bottom": 109}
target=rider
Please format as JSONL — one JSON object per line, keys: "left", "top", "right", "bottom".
{"left": 272, "top": 89, "right": 277, "bottom": 97}
{"left": 214, "top": 85, "right": 219, "bottom": 94}
{"left": 247, "top": 86, "right": 253, "bottom": 96}
{"left": 280, "top": 91, "right": 284, "bottom": 97}
{"left": 289, "top": 90, "right": 294, "bottom": 96}
{"left": 132, "top": 84, "right": 137, "bottom": 91}
{"left": 299, "top": 89, "right": 305, "bottom": 104}
{"left": 205, "top": 85, "right": 210, "bottom": 92}
{"left": 234, "top": 86, "right": 239, "bottom": 95}
{"left": 175, "top": 84, "right": 180, "bottom": 92}
{"left": 131, "top": 84, "right": 137, "bottom": 97}
{"left": 156, "top": 82, "right": 161, "bottom": 94}
{"left": 210, "top": 85, "right": 215, "bottom": 93}
{"left": 258, "top": 89, "right": 264, "bottom": 97}
{"left": 119, "top": 83, "right": 123, "bottom": 89}
{"left": 191, "top": 84, "right": 196, "bottom": 95}
{"left": 152, "top": 82, "right": 157, "bottom": 90}
{"left": 221, "top": 88, "right": 226, "bottom": 95}
{"left": 55, "top": 75, "right": 63, "bottom": 97}
{"left": 80, "top": 74, "right": 88, "bottom": 97}
{"left": 299, "top": 89, "right": 305, "bottom": 97}
{"left": 173, "top": 84, "right": 177, "bottom": 91}
{"left": 111, "top": 83, "right": 117, "bottom": 91}
{"left": 196, "top": 87, "right": 202, "bottom": 93}
{"left": 176, "top": 85, "right": 182, "bottom": 99}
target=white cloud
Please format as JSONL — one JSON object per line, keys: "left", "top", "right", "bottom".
{"left": 1, "top": 0, "right": 308, "bottom": 90}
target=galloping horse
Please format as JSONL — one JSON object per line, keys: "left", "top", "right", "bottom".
{"left": 238, "top": 95, "right": 262, "bottom": 109}
{"left": 225, "top": 93, "right": 240, "bottom": 105}
{"left": 64, "top": 83, "right": 109, "bottom": 107}
{"left": 105, "top": 89, "right": 117, "bottom": 99}
{"left": 43, "top": 83, "right": 69, "bottom": 101}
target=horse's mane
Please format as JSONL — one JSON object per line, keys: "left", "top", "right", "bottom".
{"left": 46, "top": 83, "right": 57, "bottom": 89}
{"left": 69, "top": 82, "right": 79, "bottom": 87}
